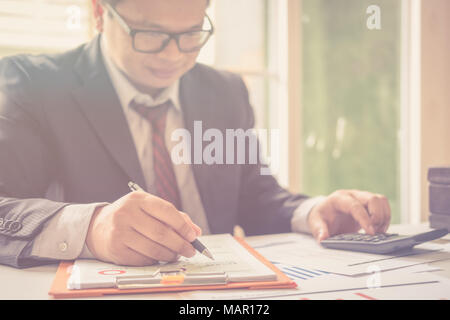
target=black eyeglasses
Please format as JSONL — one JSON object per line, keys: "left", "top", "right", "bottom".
{"left": 103, "top": 2, "right": 215, "bottom": 54}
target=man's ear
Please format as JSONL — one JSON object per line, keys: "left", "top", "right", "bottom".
{"left": 92, "top": 0, "right": 105, "bottom": 32}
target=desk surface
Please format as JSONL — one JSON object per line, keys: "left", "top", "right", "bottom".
{"left": 1, "top": 224, "right": 449, "bottom": 300}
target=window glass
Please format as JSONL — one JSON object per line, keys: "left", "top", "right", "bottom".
{"left": 0, "top": 0, "right": 92, "bottom": 57}
{"left": 301, "top": 0, "right": 402, "bottom": 222}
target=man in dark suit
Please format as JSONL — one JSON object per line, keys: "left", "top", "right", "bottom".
{"left": 0, "top": 0, "right": 391, "bottom": 268}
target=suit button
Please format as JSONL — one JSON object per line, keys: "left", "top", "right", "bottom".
{"left": 3, "top": 219, "right": 12, "bottom": 230}
{"left": 10, "top": 221, "right": 22, "bottom": 233}
{"left": 59, "top": 242, "right": 68, "bottom": 252}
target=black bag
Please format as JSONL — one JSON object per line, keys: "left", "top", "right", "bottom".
{"left": 428, "top": 167, "right": 450, "bottom": 231}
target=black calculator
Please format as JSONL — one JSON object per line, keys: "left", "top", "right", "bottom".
{"left": 320, "top": 228, "right": 448, "bottom": 254}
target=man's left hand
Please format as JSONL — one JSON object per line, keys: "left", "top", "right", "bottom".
{"left": 308, "top": 190, "right": 391, "bottom": 242}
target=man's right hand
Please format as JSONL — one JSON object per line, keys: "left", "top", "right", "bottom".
{"left": 85, "top": 191, "right": 202, "bottom": 266}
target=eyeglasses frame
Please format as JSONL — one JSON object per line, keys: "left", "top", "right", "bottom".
{"left": 102, "top": 2, "right": 215, "bottom": 54}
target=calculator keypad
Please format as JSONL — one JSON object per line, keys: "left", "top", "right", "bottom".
{"left": 328, "top": 233, "right": 399, "bottom": 243}
{"left": 321, "top": 229, "right": 448, "bottom": 254}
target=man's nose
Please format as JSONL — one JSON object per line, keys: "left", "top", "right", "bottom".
{"left": 157, "top": 38, "right": 183, "bottom": 61}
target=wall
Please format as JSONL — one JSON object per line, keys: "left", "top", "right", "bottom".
{"left": 421, "top": 0, "right": 450, "bottom": 221}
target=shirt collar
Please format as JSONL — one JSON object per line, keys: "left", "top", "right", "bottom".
{"left": 100, "top": 35, "right": 181, "bottom": 111}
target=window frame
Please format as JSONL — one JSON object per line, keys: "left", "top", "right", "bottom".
{"left": 400, "top": 0, "right": 422, "bottom": 224}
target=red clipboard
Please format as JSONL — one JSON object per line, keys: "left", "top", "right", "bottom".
{"left": 48, "top": 237, "right": 297, "bottom": 299}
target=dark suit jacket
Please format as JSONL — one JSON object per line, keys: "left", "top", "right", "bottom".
{"left": 0, "top": 35, "right": 308, "bottom": 268}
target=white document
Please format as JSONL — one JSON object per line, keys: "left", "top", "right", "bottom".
{"left": 261, "top": 282, "right": 450, "bottom": 300}
{"left": 263, "top": 274, "right": 450, "bottom": 300}
{"left": 180, "top": 267, "right": 442, "bottom": 300}
{"left": 247, "top": 233, "right": 450, "bottom": 276}
{"left": 272, "top": 261, "right": 439, "bottom": 283}
{"left": 67, "top": 234, "right": 277, "bottom": 289}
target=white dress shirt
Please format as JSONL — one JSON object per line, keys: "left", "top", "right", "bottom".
{"left": 30, "top": 36, "right": 322, "bottom": 261}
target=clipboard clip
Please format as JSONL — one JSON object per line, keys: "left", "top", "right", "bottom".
{"left": 115, "top": 267, "right": 229, "bottom": 290}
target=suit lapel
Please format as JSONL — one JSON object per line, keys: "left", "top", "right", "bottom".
{"left": 71, "top": 36, "right": 146, "bottom": 189}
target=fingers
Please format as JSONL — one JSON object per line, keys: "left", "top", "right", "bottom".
{"left": 380, "top": 196, "right": 392, "bottom": 233}
{"left": 122, "top": 228, "right": 180, "bottom": 263}
{"left": 130, "top": 211, "right": 196, "bottom": 259}
{"left": 331, "top": 192, "right": 375, "bottom": 235}
{"left": 348, "top": 190, "right": 391, "bottom": 233}
{"left": 127, "top": 193, "right": 201, "bottom": 260}
{"left": 88, "top": 192, "right": 202, "bottom": 266}
{"left": 367, "top": 196, "right": 385, "bottom": 232}
{"left": 138, "top": 194, "right": 197, "bottom": 242}
{"left": 308, "top": 208, "right": 330, "bottom": 243}
{"left": 112, "top": 244, "right": 158, "bottom": 267}
{"left": 304, "top": 190, "right": 393, "bottom": 246}
{"left": 180, "top": 211, "right": 202, "bottom": 237}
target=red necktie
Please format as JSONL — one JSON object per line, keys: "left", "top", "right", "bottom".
{"left": 132, "top": 100, "right": 182, "bottom": 210}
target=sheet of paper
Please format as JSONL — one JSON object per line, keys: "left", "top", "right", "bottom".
{"left": 263, "top": 274, "right": 450, "bottom": 300}
{"left": 180, "top": 266, "right": 442, "bottom": 300}
{"left": 271, "top": 262, "right": 330, "bottom": 281}
{"left": 247, "top": 233, "right": 450, "bottom": 276}
{"left": 68, "top": 234, "right": 276, "bottom": 289}
{"left": 262, "top": 282, "right": 450, "bottom": 300}
{"left": 274, "top": 262, "right": 439, "bottom": 283}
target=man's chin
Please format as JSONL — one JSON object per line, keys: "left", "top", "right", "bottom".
{"left": 132, "top": 77, "right": 178, "bottom": 95}
{"left": 148, "top": 80, "right": 177, "bottom": 91}
{"left": 145, "top": 73, "right": 180, "bottom": 88}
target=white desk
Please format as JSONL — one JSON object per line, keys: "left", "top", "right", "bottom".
{"left": 0, "top": 224, "right": 449, "bottom": 300}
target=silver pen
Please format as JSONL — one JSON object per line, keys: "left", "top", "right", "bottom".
{"left": 128, "top": 181, "right": 214, "bottom": 260}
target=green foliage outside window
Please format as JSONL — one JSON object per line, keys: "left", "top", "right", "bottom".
{"left": 301, "top": 0, "right": 401, "bottom": 223}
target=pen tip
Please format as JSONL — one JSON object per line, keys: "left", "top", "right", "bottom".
{"left": 203, "top": 250, "right": 214, "bottom": 260}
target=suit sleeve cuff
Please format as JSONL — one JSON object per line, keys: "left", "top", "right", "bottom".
{"left": 30, "top": 202, "right": 108, "bottom": 260}
{"left": 291, "top": 196, "right": 327, "bottom": 234}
